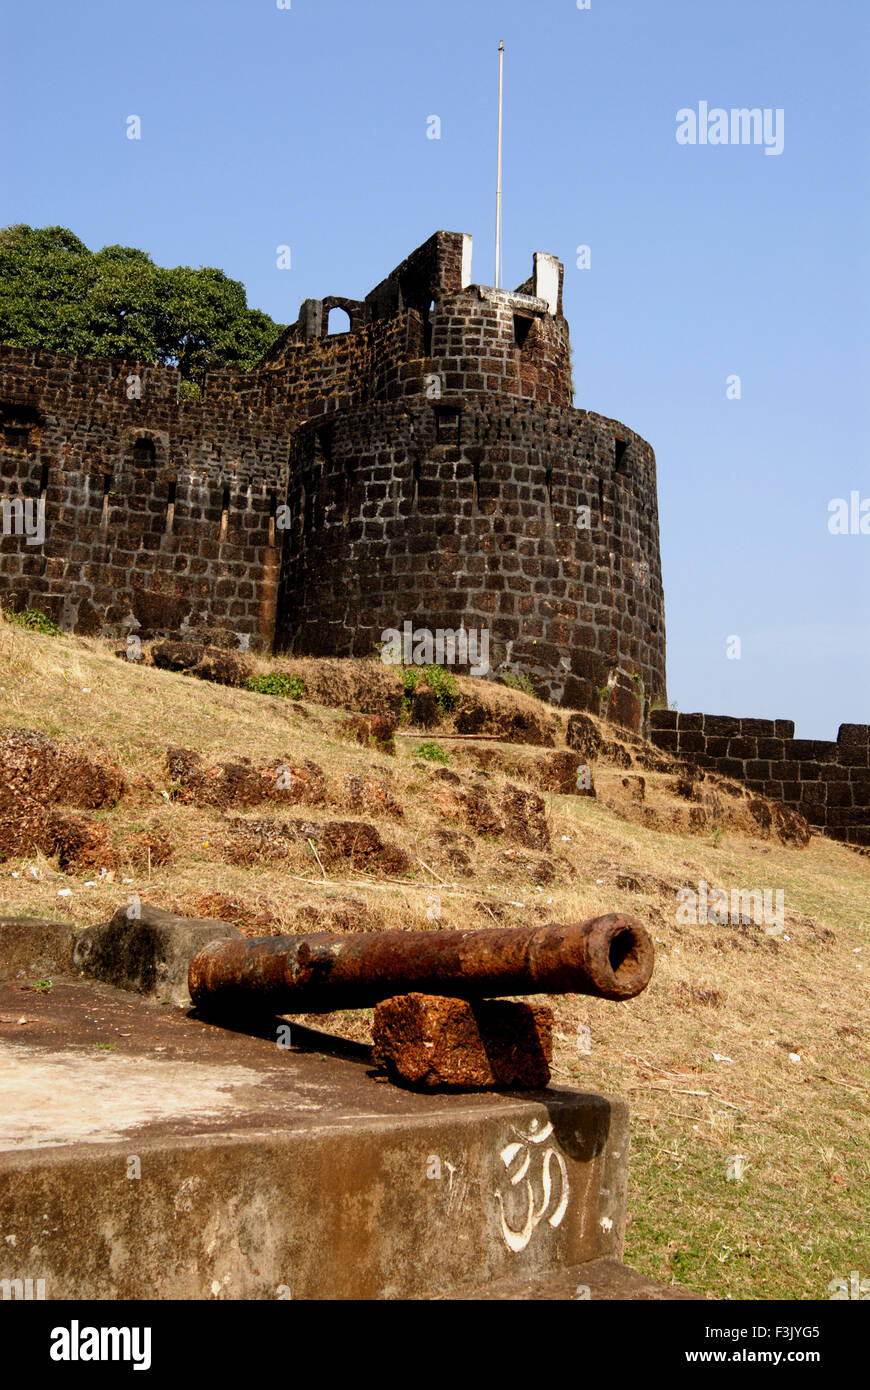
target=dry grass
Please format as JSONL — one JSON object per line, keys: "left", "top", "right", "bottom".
{"left": 0, "top": 615, "right": 867, "bottom": 1300}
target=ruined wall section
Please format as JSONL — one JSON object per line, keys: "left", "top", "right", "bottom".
{"left": 428, "top": 286, "right": 572, "bottom": 409}
{"left": 238, "top": 312, "right": 428, "bottom": 416}
{"left": 250, "top": 229, "right": 570, "bottom": 418}
{"left": 0, "top": 346, "right": 289, "bottom": 648}
{"left": 274, "top": 396, "right": 667, "bottom": 708}
{"left": 650, "top": 712, "right": 870, "bottom": 847}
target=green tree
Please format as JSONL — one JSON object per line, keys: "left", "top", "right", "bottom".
{"left": 0, "top": 225, "right": 94, "bottom": 353}
{"left": 0, "top": 224, "right": 283, "bottom": 379}
{"left": 152, "top": 264, "right": 279, "bottom": 379}
{"left": 87, "top": 244, "right": 162, "bottom": 362}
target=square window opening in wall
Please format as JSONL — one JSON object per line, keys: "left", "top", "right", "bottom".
{"left": 434, "top": 406, "right": 461, "bottom": 447}
{"left": 132, "top": 437, "right": 156, "bottom": 466}
{"left": 614, "top": 438, "right": 628, "bottom": 472}
{"left": 513, "top": 314, "right": 533, "bottom": 349}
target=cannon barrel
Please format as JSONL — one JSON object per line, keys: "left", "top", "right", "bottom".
{"left": 188, "top": 914, "right": 654, "bottom": 1014}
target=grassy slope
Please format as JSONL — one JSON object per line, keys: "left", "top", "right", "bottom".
{"left": 0, "top": 616, "right": 867, "bottom": 1300}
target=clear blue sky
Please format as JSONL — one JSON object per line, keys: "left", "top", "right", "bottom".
{"left": 3, "top": 0, "right": 868, "bottom": 737}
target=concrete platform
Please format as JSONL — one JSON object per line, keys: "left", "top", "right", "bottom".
{"left": 0, "top": 977, "right": 695, "bottom": 1300}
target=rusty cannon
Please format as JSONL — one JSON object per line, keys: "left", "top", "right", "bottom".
{"left": 188, "top": 914, "right": 654, "bottom": 1016}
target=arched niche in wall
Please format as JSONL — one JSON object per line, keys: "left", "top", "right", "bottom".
{"left": 320, "top": 296, "right": 365, "bottom": 338}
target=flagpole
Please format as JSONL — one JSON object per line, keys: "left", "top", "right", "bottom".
{"left": 495, "top": 40, "right": 504, "bottom": 289}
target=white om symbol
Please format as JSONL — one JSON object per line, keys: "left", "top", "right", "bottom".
{"left": 494, "top": 1118, "right": 569, "bottom": 1253}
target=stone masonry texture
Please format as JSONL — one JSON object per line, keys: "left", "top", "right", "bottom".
{"left": 649, "top": 711, "right": 870, "bottom": 848}
{"left": 0, "top": 231, "right": 667, "bottom": 709}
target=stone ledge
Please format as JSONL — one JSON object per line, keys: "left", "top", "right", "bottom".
{"left": 73, "top": 903, "right": 239, "bottom": 1007}
{"left": 0, "top": 918, "right": 77, "bottom": 983}
{"left": 458, "top": 1255, "right": 706, "bottom": 1301}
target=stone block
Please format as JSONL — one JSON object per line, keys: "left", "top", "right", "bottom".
{"left": 739, "top": 718, "right": 776, "bottom": 736}
{"left": 792, "top": 739, "right": 838, "bottom": 762}
{"left": 0, "top": 918, "right": 76, "bottom": 983}
{"left": 648, "top": 709, "right": 677, "bottom": 730}
{"left": 678, "top": 731, "right": 705, "bottom": 753}
{"left": 0, "top": 977, "right": 640, "bottom": 1299}
{"left": 649, "top": 729, "right": 677, "bottom": 753}
{"left": 73, "top": 903, "right": 240, "bottom": 1008}
{"left": 728, "top": 737, "right": 757, "bottom": 759}
{"left": 704, "top": 715, "right": 742, "bottom": 737}
{"left": 372, "top": 993, "right": 553, "bottom": 1089}
{"left": 837, "top": 724, "right": 870, "bottom": 747}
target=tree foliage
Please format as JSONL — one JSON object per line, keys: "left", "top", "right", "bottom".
{"left": 0, "top": 225, "right": 283, "bottom": 379}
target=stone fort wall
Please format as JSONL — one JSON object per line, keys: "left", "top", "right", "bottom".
{"left": 0, "top": 349, "right": 289, "bottom": 647}
{"left": 276, "top": 397, "right": 665, "bottom": 709}
{"left": 0, "top": 230, "right": 666, "bottom": 706}
{"left": 650, "top": 711, "right": 870, "bottom": 847}
{"left": 2, "top": 228, "right": 865, "bottom": 847}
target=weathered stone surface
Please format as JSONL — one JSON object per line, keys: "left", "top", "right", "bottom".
{"left": 409, "top": 685, "right": 440, "bottom": 728}
{"left": 117, "top": 828, "right": 173, "bottom": 869}
{"left": 650, "top": 713, "right": 868, "bottom": 847}
{"left": 223, "top": 816, "right": 410, "bottom": 876}
{"left": 73, "top": 903, "right": 240, "bottom": 1007}
{"left": 422, "top": 827, "right": 475, "bottom": 877}
{"left": 338, "top": 714, "right": 397, "bottom": 755}
{"left": 429, "top": 770, "right": 550, "bottom": 851}
{"left": 372, "top": 993, "right": 553, "bottom": 1089}
{"left": 0, "top": 917, "right": 76, "bottom": 981}
{"left": 500, "top": 784, "right": 550, "bottom": 851}
{"left": 431, "top": 770, "right": 504, "bottom": 839}
{"left": 0, "top": 728, "right": 124, "bottom": 809}
{"left": 463, "top": 1256, "right": 705, "bottom": 1301}
{"left": 166, "top": 746, "right": 326, "bottom": 809}
{"left": 46, "top": 812, "right": 115, "bottom": 871}
{"left": 454, "top": 693, "right": 558, "bottom": 746}
{"left": 603, "top": 672, "right": 642, "bottom": 734}
{"left": 343, "top": 774, "right": 403, "bottom": 818}
{"left": 0, "top": 788, "right": 50, "bottom": 861}
{"left": 0, "top": 792, "right": 118, "bottom": 872}
{"left": 0, "top": 979, "right": 639, "bottom": 1300}
{"left": 566, "top": 713, "right": 602, "bottom": 762}
{"left": 150, "top": 641, "right": 252, "bottom": 687}
{"left": 533, "top": 750, "right": 581, "bottom": 793}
